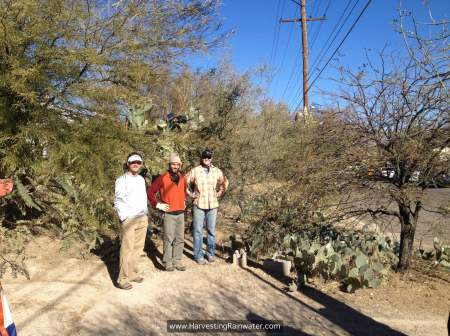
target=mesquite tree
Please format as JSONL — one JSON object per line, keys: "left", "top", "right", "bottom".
{"left": 320, "top": 45, "right": 449, "bottom": 272}
{"left": 0, "top": 0, "right": 233, "bottom": 265}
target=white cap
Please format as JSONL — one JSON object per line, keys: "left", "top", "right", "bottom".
{"left": 128, "top": 154, "right": 142, "bottom": 162}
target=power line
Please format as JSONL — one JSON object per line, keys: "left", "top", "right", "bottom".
{"left": 307, "top": 0, "right": 357, "bottom": 79}
{"left": 280, "top": 6, "right": 306, "bottom": 101}
{"left": 288, "top": 0, "right": 360, "bottom": 109}
{"left": 294, "top": 0, "right": 372, "bottom": 111}
{"left": 272, "top": 0, "right": 286, "bottom": 71}
{"left": 286, "top": 0, "right": 355, "bottom": 106}
{"left": 309, "top": 0, "right": 332, "bottom": 51}
{"left": 280, "top": 0, "right": 328, "bottom": 103}
{"left": 285, "top": 0, "right": 343, "bottom": 104}
{"left": 273, "top": 5, "right": 300, "bottom": 93}
{"left": 323, "top": 0, "right": 333, "bottom": 17}
{"left": 269, "top": 0, "right": 282, "bottom": 72}
{"left": 280, "top": 1, "right": 303, "bottom": 101}
{"left": 281, "top": 43, "right": 303, "bottom": 101}
{"left": 309, "top": 19, "right": 325, "bottom": 52}
{"left": 269, "top": 0, "right": 286, "bottom": 92}
{"left": 283, "top": 0, "right": 332, "bottom": 101}
{"left": 311, "top": 0, "right": 320, "bottom": 14}
{"left": 307, "top": 0, "right": 323, "bottom": 40}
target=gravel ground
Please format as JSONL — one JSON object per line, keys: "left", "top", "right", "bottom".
{"left": 1, "top": 234, "right": 449, "bottom": 336}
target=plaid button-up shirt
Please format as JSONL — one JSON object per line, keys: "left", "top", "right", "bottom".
{"left": 185, "top": 165, "right": 228, "bottom": 209}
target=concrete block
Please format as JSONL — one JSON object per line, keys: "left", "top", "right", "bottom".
{"left": 263, "top": 251, "right": 291, "bottom": 276}
{"left": 233, "top": 250, "right": 247, "bottom": 268}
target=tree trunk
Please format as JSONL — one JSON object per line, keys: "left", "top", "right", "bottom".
{"left": 397, "top": 200, "right": 422, "bottom": 272}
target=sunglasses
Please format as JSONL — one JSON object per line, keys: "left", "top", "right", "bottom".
{"left": 202, "top": 157, "right": 212, "bottom": 160}
{"left": 129, "top": 161, "right": 142, "bottom": 165}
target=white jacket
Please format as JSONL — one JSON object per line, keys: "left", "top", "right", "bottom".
{"left": 114, "top": 173, "right": 148, "bottom": 222}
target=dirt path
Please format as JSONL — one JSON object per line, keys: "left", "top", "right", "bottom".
{"left": 2, "top": 235, "right": 449, "bottom": 336}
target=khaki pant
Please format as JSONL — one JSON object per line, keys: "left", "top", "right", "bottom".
{"left": 118, "top": 215, "right": 148, "bottom": 286}
{"left": 163, "top": 213, "right": 185, "bottom": 266}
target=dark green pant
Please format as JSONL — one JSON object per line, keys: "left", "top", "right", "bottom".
{"left": 163, "top": 213, "right": 185, "bottom": 266}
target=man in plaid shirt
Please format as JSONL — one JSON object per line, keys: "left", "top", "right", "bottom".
{"left": 185, "top": 150, "right": 228, "bottom": 264}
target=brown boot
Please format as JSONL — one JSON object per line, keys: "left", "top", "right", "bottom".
{"left": 174, "top": 264, "right": 186, "bottom": 271}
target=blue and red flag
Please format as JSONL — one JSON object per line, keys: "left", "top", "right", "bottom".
{"left": 0, "top": 282, "right": 17, "bottom": 336}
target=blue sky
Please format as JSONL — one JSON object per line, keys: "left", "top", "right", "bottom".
{"left": 190, "top": 0, "right": 450, "bottom": 112}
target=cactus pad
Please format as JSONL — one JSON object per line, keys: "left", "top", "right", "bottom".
{"left": 358, "top": 264, "right": 370, "bottom": 275}
{"left": 348, "top": 267, "right": 358, "bottom": 278}
{"left": 343, "top": 247, "right": 353, "bottom": 255}
{"left": 355, "top": 254, "right": 367, "bottom": 268}
{"left": 363, "top": 268, "right": 374, "bottom": 282}
{"left": 369, "top": 279, "right": 381, "bottom": 288}
{"left": 371, "top": 262, "right": 383, "bottom": 272}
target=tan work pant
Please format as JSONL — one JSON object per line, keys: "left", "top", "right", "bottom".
{"left": 117, "top": 215, "right": 148, "bottom": 286}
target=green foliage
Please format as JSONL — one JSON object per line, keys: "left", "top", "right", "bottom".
{"left": 355, "top": 255, "right": 367, "bottom": 269}
{"left": 288, "top": 281, "right": 298, "bottom": 292}
{"left": 15, "top": 178, "right": 41, "bottom": 211}
{"left": 62, "top": 227, "right": 104, "bottom": 259}
{"left": 372, "top": 262, "right": 383, "bottom": 272}
{"left": 126, "top": 100, "right": 153, "bottom": 131}
{"left": 188, "top": 59, "right": 292, "bottom": 190}
{"left": 251, "top": 236, "right": 263, "bottom": 254}
{"left": 255, "top": 224, "right": 393, "bottom": 293}
{"left": 0, "top": 0, "right": 294, "bottom": 288}
{"left": 428, "top": 237, "right": 450, "bottom": 272}
{"left": 0, "top": 0, "right": 238, "bottom": 276}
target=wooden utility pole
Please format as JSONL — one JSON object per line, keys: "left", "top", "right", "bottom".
{"left": 300, "top": 0, "right": 309, "bottom": 114}
{"left": 280, "top": 1, "right": 326, "bottom": 117}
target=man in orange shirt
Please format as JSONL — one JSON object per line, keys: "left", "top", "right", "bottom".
{"left": 147, "top": 156, "right": 187, "bottom": 271}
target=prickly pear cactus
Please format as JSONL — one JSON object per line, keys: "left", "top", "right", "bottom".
{"left": 430, "top": 237, "right": 450, "bottom": 272}
{"left": 148, "top": 106, "right": 205, "bottom": 134}
{"left": 279, "top": 226, "right": 390, "bottom": 293}
{"left": 126, "top": 99, "right": 153, "bottom": 131}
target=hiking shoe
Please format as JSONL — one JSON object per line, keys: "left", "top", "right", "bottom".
{"left": 118, "top": 283, "right": 133, "bottom": 290}
{"left": 174, "top": 264, "right": 186, "bottom": 271}
{"left": 206, "top": 256, "right": 215, "bottom": 263}
{"left": 132, "top": 277, "right": 144, "bottom": 283}
{"left": 165, "top": 265, "right": 175, "bottom": 272}
{"left": 195, "top": 259, "right": 206, "bottom": 265}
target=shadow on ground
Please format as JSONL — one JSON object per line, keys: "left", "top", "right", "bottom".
{"left": 96, "top": 231, "right": 406, "bottom": 335}
{"left": 243, "top": 266, "right": 406, "bottom": 336}
{"left": 144, "top": 240, "right": 165, "bottom": 271}
{"left": 77, "top": 260, "right": 409, "bottom": 336}
{"left": 246, "top": 312, "right": 308, "bottom": 335}
{"left": 51, "top": 219, "right": 411, "bottom": 336}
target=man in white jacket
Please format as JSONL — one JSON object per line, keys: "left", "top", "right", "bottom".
{"left": 114, "top": 152, "right": 148, "bottom": 290}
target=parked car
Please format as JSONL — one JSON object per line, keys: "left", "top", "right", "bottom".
{"left": 413, "top": 170, "right": 450, "bottom": 187}
{"left": 381, "top": 167, "right": 395, "bottom": 179}
{"left": 431, "top": 172, "right": 450, "bottom": 188}
{"left": 409, "top": 171, "right": 423, "bottom": 182}
{"left": 357, "top": 166, "right": 381, "bottom": 180}
{"left": 367, "top": 168, "right": 378, "bottom": 176}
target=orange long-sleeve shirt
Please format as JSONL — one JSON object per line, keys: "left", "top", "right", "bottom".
{"left": 147, "top": 171, "right": 187, "bottom": 213}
